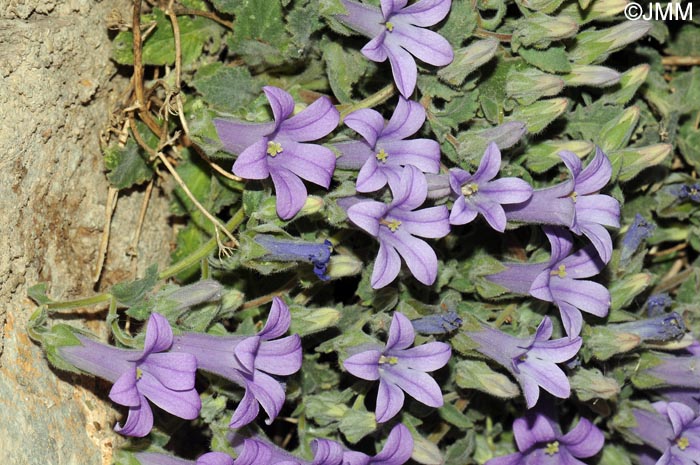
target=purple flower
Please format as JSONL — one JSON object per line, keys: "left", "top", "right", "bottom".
{"left": 677, "top": 184, "right": 700, "bottom": 203}
{"left": 171, "top": 297, "right": 302, "bottom": 428}
{"left": 466, "top": 317, "right": 581, "bottom": 408}
{"left": 214, "top": 86, "right": 340, "bottom": 220}
{"left": 58, "top": 313, "right": 200, "bottom": 437}
{"left": 630, "top": 401, "right": 700, "bottom": 465}
{"left": 253, "top": 234, "right": 333, "bottom": 280}
{"left": 411, "top": 310, "right": 462, "bottom": 335}
{"left": 485, "top": 410, "right": 604, "bottom": 465}
{"left": 488, "top": 227, "right": 610, "bottom": 338}
{"left": 134, "top": 452, "right": 234, "bottom": 465}
{"left": 448, "top": 142, "right": 532, "bottom": 232}
{"left": 336, "top": 0, "right": 454, "bottom": 97}
{"left": 621, "top": 214, "right": 655, "bottom": 264}
{"left": 505, "top": 147, "right": 620, "bottom": 263}
{"left": 342, "top": 423, "right": 414, "bottom": 465}
{"left": 343, "top": 312, "right": 451, "bottom": 423}
{"left": 647, "top": 294, "right": 673, "bottom": 317}
{"left": 638, "top": 353, "right": 700, "bottom": 390}
{"left": 345, "top": 165, "right": 450, "bottom": 288}
{"left": 610, "top": 313, "right": 686, "bottom": 343}
{"left": 334, "top": 97, "right": 440, "bottom": 194}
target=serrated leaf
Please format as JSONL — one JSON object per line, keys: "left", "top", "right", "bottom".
{"left": 517, "top": 46, "right": 571, "bottom": 73}
{"left": 111, "top": 264, "right": 159, "bottom": 307}
{"left": 228, "top": 0, "right": 290, "bottom": 63}
{"left": 104, "top": 138, "right": 154, "bottom": 189}
{"left": 323, "top": 40, "right": 370, "bottom": 104}
{"left": 192, "top": 63, "right": 261, "bottom": 113}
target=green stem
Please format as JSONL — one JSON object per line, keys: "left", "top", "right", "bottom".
{"left": 46, "top": 293, "right": 113, "bottom": 311}
{"left": 339, "top": 84, "right": 396, "bottom": 120}
{"left": 159, "top": 207, "right": 246, "bottom": 280}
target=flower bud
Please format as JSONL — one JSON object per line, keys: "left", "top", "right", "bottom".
{"left": 455, "top": 122, "right": 527, "bottom": 163}
{"left": 167, "top": 280, "right": 224, "bottom": 310}
{"left": 506, "top": 68, "right": 565, "bottom": 105}
{"left": 611, "top": 312, "right": 686, "bottom": 344}
{"left": 518, "top": 0, "right": 566, "bottom": 13}
{"left": 513, "top": 13, "right": 578, "bottom": 50}
{"left": 597, "top": 105, "right": 640, "bottom": 153}
{"left": 602, "top": 64, "right": 650, "bottom": 105}
{"left": 608, "top": 143, "right": 672, "bottom": 182}
{"left": 326, "top": 253, "right": 363, "bottom": 279}
{"left": 438, "top": 39, "right": 499, "bottom": 86}
{"left": 289, "top": 306, "right": 341, "bottom": 336}
{"left": 299, "top": 195, "right": 324, "bottom": 215}
{"left": 564, "top": 65, "right": 621, "bottom": 87}
{"left": 508, "top": 98, "right": 568, "bottom": 133}
{"left": 569, "top": 21, "right": 652, "bottom": 65}
{"left": 524, "top": 140, "right": 594, "bottom": 173}
{"left": 425, "top": 174, "right": 451, "bottom": 200}
{"left": 411, "top": 434, "right": 444, "bottom": 465}
{"left": 560, "top": 0, "right": 628, "bottom": 23}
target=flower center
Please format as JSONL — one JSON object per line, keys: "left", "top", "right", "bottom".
{"left": 379, "top": 355, "right": 399, "bottom": 365}
{"left": 569, "top": 191, "right": 578, "bottom": 203}
{"left": 376, "top": 148, "right": 389, "bottom": 163}
{"left": 461, "top": 183, "right": 479, "bottom": 197}
{"left": 677, "top": 437, "right": 689, "bottom": 450}
{"left": 267, "top": 140, "right": 284, "bottom": 157}
{"left": 380, "top": 218, "right": 402, "bottom": 232}
{"left": 384, "top": 21, "right": 394, "bottom": 32}
{"left": 551, "top": 264, "right": 567, "bottom": 278}
{"left": 136, "top": 367, "right": 143, "bottom": 380}
{"left": 544, "top": 441, "right": 559, "bottom": 456}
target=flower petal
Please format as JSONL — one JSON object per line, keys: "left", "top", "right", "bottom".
{"left": 138, "top": 371, "right": 201, "bottom": 420}
{"left": 449, "top": 195, "right": 479, "bottom": 226}
{"left": 558, "top": 301, "right": 584, "bottom": 339}
{"left": 579, "top": 222, "right": 614, "bottom": 264}
{"left": 344, "top": 349, "right": 382, "bottom": 380}
{"left": 280, "top": 96, "right": 339, "bottom": 142}
{"left": 389, "top": 165, "right": 428, "bottom": 211}
{"left": 576, "top": 146, "right": 612, "bottom": 195}
{"left": 197, "top": 452, "right": 235, "bottom": 465}
{"left": 372, "top": 423, "right": 414, "bottom": 465}
{"left": 386, "top": 312, "right": 415, "bottom": 351}
{"left": 558, "top": 245, "right": 605, "bottom": 279}
{"left": 561, "top": 418, "right": 605, "bottom": 458}
{"left": 372, "top": 240, "right": 403, "bottom": 289}
{"left": 311, "top": 439, "right": 344, "bottom": 465}
{"left": 247, "top": 371, "right": 287, "bottom": 425}
{"left": 397, "top": 342, "right": 451, "bottom": 371}
{"left": 543, "top": 226, "right": 575, "bottom": 265}
{"left": 384, "top": 229, "right": 439, "bottom": 286}
{"left": 256, "top": 335, "right": 302, "bottom": 376}
{"left": 357, "top": 156, "right": 390, "bottom": 192}
{"left": 389, "top": 22, "right": 454, "bottom": 66}
{"left": 214, "top": 119, "right": 276, "bottom": 155}
{"left": 389, "top": 205, "right": 450, "bottom": 238}
{"left": 559, "top": 150, "right": 582, "bottom": 179}
{"left": 114, "top": 395, "right": 153, "bottom": 437}
{"left": 513, "top": 413, "right": 557, "bottom": 451}
{"left": 234, "top": 336, "right": 260, "bottom": 374}
{"left": 475, "top": 198, "right": 507, "bottom": 232}
{"left": 109, "top": 368, "right": 140, "bottom": 407}
{"left": 520, "top": 357, "right": 571, "bottom": 400}
{"left": 347, "top": 200, "right": 386, "bottom": 237}
{"left": 345, "top": 108, "right": 386, "bottom": 147}
{"left": 232, "top": 138, "right": 270, "bottom": 180}
{"left": 334, "top": 140, "right": 373, "bottom": 170}
{"left": 398, "top": 0, "right": 452, "bottom": 27}
{"left": 379, "top": 139, "right": 441, "bottom": 173}
{"left": 667, "top": 402, "right": 696, "bottom": 437}
{"left": 550, "top": 278, "right": 611, "bottom": 317}
{"left": 263, "top": 86, "right": 295, "bottom": 126}
{"left": 384, "top": 39, "right": 418, "bottom": 97}
{"left": 271, "top": 141, "right": 336, "bottom": 189}
{"left": 140, "top": 352, "right": 197, "bottom": 390}
{"left": 259, "top": 297, "right": 292, "bottom": 340}
{"left": 382, "top": 97, "right": 426, "bottom": 140}
{"left": 382, "top": 365, "right": 444, "bottom": 407}
{"left": 337, "top": 0, "right": 386, "bottom": 38}
{"left": 576, "top": 195, "right": 620, "bottom": 228}
{"left": 381, "top": 0, "right": 408, "bottom": 19}
{"left": 228, "top": 387, "right": 259, "bottom": 428}
{"left": 142, "top": 313, "right": 174, "bottom": 356}
{"left": 480, "top": 177, "right": 533, "bottom": 204}
{"left": 474, "top": 142, "right": 502, "bottom": 183}
{"left": 483, "top": 453, "right": 524, "bottom": 465}
{"left": 362, "top": 32, "right": 389, "bottom": 62}
{"left": 375, "top": 377, "right": 405, "bottom": 423}
{"left": 269, "top": 167, "right": 308, "bottom": 220}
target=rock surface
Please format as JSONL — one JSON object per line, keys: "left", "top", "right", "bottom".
{"left": 0, "top": 1, "right": 172, "bottom": 463}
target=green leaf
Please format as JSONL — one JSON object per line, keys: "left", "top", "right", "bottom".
{"left": 454, "top": 360, "right": 520, "bottom": 398}
{"left": 584, "top": 325, "right": 641, "bottom": 361}
{"left": 169, "top": 224, "right": 206, "bottom": 282}
{"left": 438, "top": 402, "right": 473, "bottom": 429}
{"left": 338, "top": 409, "right": 377, "bottom": 443}
{"left": 42, "top": 323, "right": 83, "bottom": 374}
{"left": 28, "top": 283, "right": 52, "bottom": 305}
{"left": 678, "top": 118, "right": 700, "bottom": 169}
{"left": 570, "top": 367, "right": 621, "bottom": 401}
{"left": 289, "top": 306, "right": 341, "bottom": 336}
{"left": 517, "top": 46, "right": 571, "bottom": 73}
{"left": 666, "top": 25, "right": 700, "bottom": 57}
{"left": 103, "top": 138, "right": 154, "bottom": 189}
{"left": 228, "top": 0, "right": 291, "bottom": 65}
{"left": 287, "top": 0, "right": 324, "bottom": 50}
{"left": 210, "top": 0, "right": 237, "bottom": 14}
{"left": 192, "top": 63, "right": 261, "bottom": 113}
{"left": 323, "top": 40, "right": 371, "bottom": 104}
{"left": 111, "top": 264, "right": 159, "bottom": 307}
{"left": 437, "top": 0, "right": 478, "bottom": 48}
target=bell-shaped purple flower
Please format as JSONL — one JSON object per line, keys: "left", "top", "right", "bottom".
{"left": 58, "top": 313, "right": 200, "bottom": 437}
{"left": 214, "top": 86, "right": 340, "bottom": 220}
{"left": 134, "top": 452, "right": 234, "bottom": 465}
{"left": 341, "top": 423, "right": 414, "bottom": 465}
{"left": 334, "top": 97, "right": 440, "bottom": 194}
{"left": 171, "top": 297, "right": 302, "bottom": 428}
{"left": 505, "top": 148, "right": 620, "bottom": 263}
{"left": 449, "top": 142, "right": 532, "bottom": 232}
{"left": 343, "top": 312, "right": 451, "bottom": 423}
{"left": 466, "top": 317, "right": 581, "bottom": 408}
{"left": 485, "top": 410, "right": 604, "bottom": 465}
{"left": 630, "top": 401, "right": 700, "bottom": 465}
{"left": 345, "top": 165, "right": 450, "bottom": 288}
{"left": 253, "top": 234, "right": 333, "bottom": 280}
{"left": 488, "top": 227, "right": 610, "bottom": 338}
{"left": 336, "top": 0, "right": 454, "bottom": 97}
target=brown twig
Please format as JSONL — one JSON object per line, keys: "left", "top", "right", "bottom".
{"left": 474, "top": 28, "right": 512, "bottom": 42}
{"left": 93, "top": 187, "right": 119, "bottom": 284}
{"left": 662, "top": 56, "right": 700, "bottom": 67}
{"left": 173, "top": 6, "right": 233, "bottom": 29}
{"left": 127, "top": 178, "right": 154, "bottom": 259}
{"left": 242, "top": 278, "right": 299, "bottom": 310}
{"left": 185, "top": 139, "right": 244, "bottom": 182}
{"left": 132, "top": 0, "right": 145, "bottom": 108}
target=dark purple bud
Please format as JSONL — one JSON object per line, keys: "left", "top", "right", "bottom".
{"left": 677, "top": 183, "right": 700, "bottom": 202}
{"left": 254, "top": 234, "right": 333, "bottom": 280}
{"left": 620, "top": 214, "right": 655, "bottom": 263}
{"left": 411, "top": 311, "right": 462, "bottom": 335}
{"left": 646, "top": 293, "right": 673, "bottom": 317}
{"left": 610, "top": 312, "right": 686, "bottom": 343}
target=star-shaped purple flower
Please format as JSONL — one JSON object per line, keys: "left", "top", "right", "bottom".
{"left": 346, "top": 165, "right": 450, "bottom": 288}
{"left": 449, "top": 142, "right": 533, "bottom": 232}
{"left": 466, "top": 317, "right": 581, "bottom": 408}
{"left": 336, "top": 0, "right": 454, "bottom": 97}
{"left": 58, "top": 313, "right": 200, "bottom": 437}
{"left": 487, "top": 227, "right": 610, "bottom": 338}
{"left": 214, "top": 86, "right": 340, "bottom": 219}
{"left": 334, "top": 97, "right": 440, "bottom": 194}
{"left": 342, "top": 423, "right": 414, "bottom": 465}
{"left": 485, "top": 410, "right": 604, "bottom": 465}
{"left": 630, "top": 401, "right": 700, "bottom": 465}
{"left": 504, "top": 148, "right": 619, "bottom": 263}
{"left": 171, "top": 297, "right": 302, "bottom": 428}
{"left": 343, "top": 312, "right": 451, "bottom": 423}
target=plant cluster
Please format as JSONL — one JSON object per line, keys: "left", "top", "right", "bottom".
{"left": 27, "top": 1, "right": 700, "bottom": 465}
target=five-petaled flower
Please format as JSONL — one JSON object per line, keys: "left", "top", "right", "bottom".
{"left": 58, "top": 313, "right": 201, "bottom": 437}
{"left": 345, "top": 165, "right": 450, "bottom": 288}
{"left": 485, "top": 410, "right": 604, "bottom": 465}
{"left": 214, "top": 86, "right": 340, "bottom": 220}
{"left": 172, "top": 297, "right": 302, "bottom": 428}
{"left": 487, "top": 226, "right": 610, "bottom": 338}
{"left": 449, "top": 142, "right": 533, "bottom": 232}
{"left": 336, "top": 0, "right": 454, "bottom": 97}
{"left": 630, "top": 401, "right": 700, "bottom": 465}
{"left": 504, "top": 147, "right": 620, "bottom": 263}
{"left": 334, "top": 96, "right": 440, "bottom": 194}
{"left": 343, "top": 312, "right": 451, "bottom": 423}
{"left": 466, "top": 316, "right": 581, "bottom": 408}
